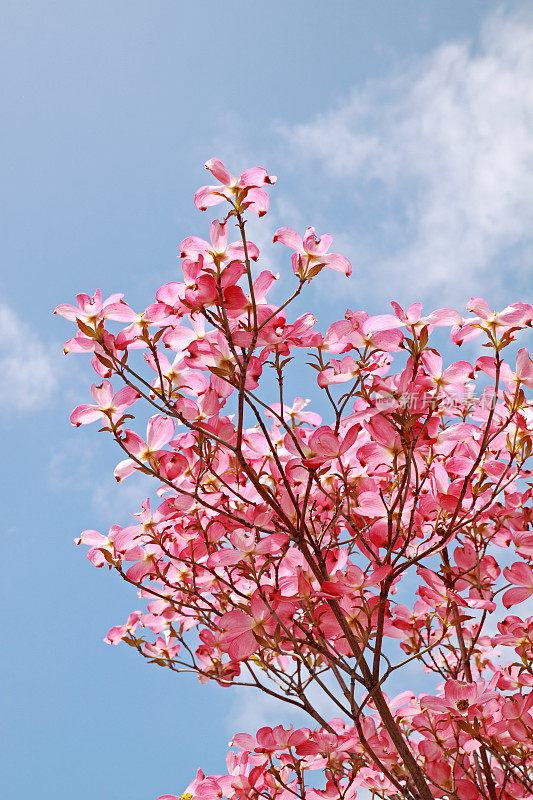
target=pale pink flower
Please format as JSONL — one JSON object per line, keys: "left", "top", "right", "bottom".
{"left": 273, "top": 226, "right": 352, "bottom": 276}
{"left": 114, "top": 415, "right": 175, "bottom": 481}
{"left": 70, "top": 380, "right": 139, "bottom": 427}
{"left": 180, "top": 219, "right": 259, "bottom": 265}
{"left": 194, "top": 159, "right": 276, "bottom": 216}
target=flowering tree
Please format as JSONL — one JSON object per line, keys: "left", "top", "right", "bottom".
{"left": 56, "top": 159, "right": 533, "bottom": 800}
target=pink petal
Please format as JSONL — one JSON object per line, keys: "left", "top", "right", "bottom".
{"left": 365, "top": 314, "right": 404, "bottom": 332}
{"left": 54, "top": 303, "right": 82, "bottom": 321}
{"left": 104, "top": 302, "right": 139, "bottom": 322}
{"left": 356, "top": 491, "right": 386, "bottom": 517}
{"left": 239, "top": 167, "right": 276, "bottom": 188}
{"left": 504, "top": 562, "right": 533, "bottom": 587}
{"left": 70, "top": 404, "right": 101, "bottom": 426}
{"left": 309, "top": 426, "right": 340, "bottom": 457}
{"left": 442, "top": 360, "right": 474, "bottom": 383}
{"left": 180, "top": 235, "right": 210, "bottom": 258}
{"left": 306, "top": 231, "right": 333, "bottom": 256}
{"left": 273, "top": 227, "right": 303, "bottom": 251}
{"left": 210, "top": 220, "right": 227, "bottom": 252}
{"left": 113, "top": 386, "right": 140, "bottom": 410}
{"left": 421, "top": 350, "right": 443, "bottom": 379}
{"left": 208, "top": 550, "right": 242, "bottom": 567}
{"left": 87, "top": 548, "right": 106, "bottom": 567}
{"left": 517, "top": 348, "right": 533, "bottom": 382}
{"left": 426, "top": 308, "right": 462, "bottom": 326}
{"left": 205, "top": 158, "right": 235, "bottom": 186}
{"left": 221, "top": 609, "right": 253, "bottom": 638}
{"left": 146, "top": 415, "right": 175, "bottom": 450}
{"left": 467, "top": 297, "right": 491, "bottom": 318}
{"left": 104, "top": 625, "right": 126, "bottom": 644}
{"left": 76, "top": 529, "right": 107, "bottom": 546}
{"left": 194, "top": 185, "right": 227, "bottom": 210}
{"left": 324, "top": 253, "right": 352, "bottom": 275}
{"left": 451, "top": 323, "right": 481, "bottom": 344}
{"left": 404, "top": 302, "right": 423, "bottom": 321}
{"left": 231, "top": 733, "right": 257, "bottom": 750}
{"left": 228, "top": 631, "right": 257, "bottom": 660}
{"left": 243, "top": 187, "right": 269, "bottom": 216}
{"left": 302, "top": 227, "right": 318, "bottom": 252}
{"left": 253, "top": 270, "right": 277, "bottom": 299}
{"left": 446, "top": 456, "right": 472, "bottom": 476}
{"left": 475, "top": 356, "right": 497, "bottom": 377}
{"left": 123, "top": 430, "right": 148, "bottom": 458}
{"left": 114, "top": 458, "right": 136, "bottom": 482}
{"left": 503, "top": 586, "right": 533, "bottom": 608}
{"left": 339, "top": 424, "right": 359, "bottom": 453}
{"left": 91, "top": 380, "right": 113, "bottom": 407}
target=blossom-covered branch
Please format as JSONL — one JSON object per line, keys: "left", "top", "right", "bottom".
{"left": 57, "top": 158, "right": 533, "bottom": 800}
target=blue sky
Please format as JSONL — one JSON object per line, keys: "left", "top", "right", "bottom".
{"left": 1, "top": 2, "right": 532, "bottom": 798}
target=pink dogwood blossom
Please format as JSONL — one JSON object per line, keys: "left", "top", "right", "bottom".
{"left": 273, "top": 226, "right": 352, "bottom": 277}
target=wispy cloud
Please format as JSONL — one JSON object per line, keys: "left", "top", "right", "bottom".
{"left": 0, "top": 299, "right": 59, "bottom": 413}
{"left": 230, "top": 674, "right": 351, "bottom": 735}
{"left": 91, "top": 472, "right": 154, "bottom": 523}
{"left": 277, "top": 8, "right": 533, "bottom": 306}
{"left": 47, "top": 434, "right": 155, "bottom": 526}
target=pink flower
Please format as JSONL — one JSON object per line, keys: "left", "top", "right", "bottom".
{"left": 421, "top": 351, "right": 474, "bottom": 395}
{"left": 452, "top": 298, "right": 533, "bottom": 344}
{"left": 265, "top": 397, "right": 322, "bottom": 427}
{"left": 180, "top": 219, "right": 259, "bottom": 265}
{"left": 317, "top": 355, "right": 359, "bottom": 387}
{"left": 70, "top": 380, "right": 139, "bottom": 427}
{"left": 219, "top": 603, "right": 265, "bottom": 661}
{"left": 391, "top": 301, "right": 461, "bottom": 330}
{"left": 501, "top": 693, "right": 533, "bottom": 742}
{"left": 54, "top": 289, "right": 125, "bottom": 323}
{"left": 476, "top": 348, "right": 533, "bottom": 393}
{"left": 342, "top": 310, "right": 404, "bottom": 352}
{"left": 104, "top": 611, "right": 142, "bottom": 645}
{"left": 300, "top": 424, "right": 359, "bottom": 468}
{"left": 114, "top": 415, "right": 175, "bottom": 481}
{"left": 74, "top": 526, "right": 117, "bottom": 567}
{"left": 357, "top": 416, "right": 403, "bottom": 471}
{"left": 273, "top": 226, "right": 352, "bottom": 277}
{"left": 421, "top": 679, "right": 497, "bottom": 718}
{"left": 194, "top": 159, "right": 276, "bottom": 216}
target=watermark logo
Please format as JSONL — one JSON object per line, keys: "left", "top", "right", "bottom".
{"left": 375, "top": 389, "right": 498, "bottom": 413}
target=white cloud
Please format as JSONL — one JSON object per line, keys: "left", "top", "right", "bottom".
{"left": 278, "top": 8, "right": 533, "bottom": 304}
{"left": 0, "top": 300, "right": 59, "bottom": 412}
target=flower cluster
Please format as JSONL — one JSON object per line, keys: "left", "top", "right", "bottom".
{"left": 57, "top": 159, "right": 533, "bottom": 800}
